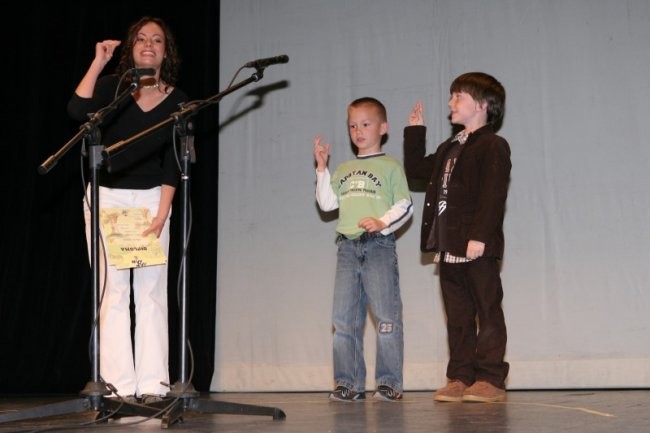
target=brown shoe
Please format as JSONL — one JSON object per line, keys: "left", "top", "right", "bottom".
{"left": 433, "top": 380, "right": 467, "bottom": 402}
{"left": 462, "top": 381, "right": 506, "bottom": 402}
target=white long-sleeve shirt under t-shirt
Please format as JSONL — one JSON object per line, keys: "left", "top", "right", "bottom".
{"left": 315, "top": 153, "right": 413, "bottom": 239}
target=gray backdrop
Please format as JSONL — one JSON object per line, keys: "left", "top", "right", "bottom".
{"left": 213, "top": 0, "right": 650, "bottom": 391}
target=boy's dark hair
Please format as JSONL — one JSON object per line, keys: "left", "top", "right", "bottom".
{"left": 450, "top": 72, "right": 505, "bottom": 128}
{"left": 349, "top": 97, "right": 388, "bottom": 122}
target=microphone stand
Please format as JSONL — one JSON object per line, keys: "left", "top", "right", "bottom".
{"left": 102, "top": 68, "right": 286, "bottom": 428}
{"left": 0, "top": 80, "right": 174, "bottom": 426}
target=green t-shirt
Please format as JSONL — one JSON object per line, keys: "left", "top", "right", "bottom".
{"left": 331, "top": 154, "right": 411, "bottom": 239}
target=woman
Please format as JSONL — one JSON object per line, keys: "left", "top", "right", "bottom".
{"left": 68, "top": 16, "right": 187, "bottom": 404}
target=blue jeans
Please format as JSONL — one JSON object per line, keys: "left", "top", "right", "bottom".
{"left": 332, "top": 232, "right": 404, "bottom": 393}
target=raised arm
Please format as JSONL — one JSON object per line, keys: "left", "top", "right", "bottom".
{"left": 408, "top": 100, "right": 424, "bottom": 126}
{"left": 314, "top": 135, "right": 338, "bottom": 211}
{"left": 75, "top": 40, "right": 122, "bottom": 98}
{"left": 313, "top": 135, "right": 330, "bottom": 172}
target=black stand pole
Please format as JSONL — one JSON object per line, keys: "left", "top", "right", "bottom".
{"left": 0, "top": 81, "right": 175, "bottom": 426}
{"left": 102, "top": 68, "right": 286, "bottom": 428}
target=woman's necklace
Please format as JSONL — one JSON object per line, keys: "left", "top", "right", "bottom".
{"left": 141, "top": 81, "right": 160, "bottom": 90}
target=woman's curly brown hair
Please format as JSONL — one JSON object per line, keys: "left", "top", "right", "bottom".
{"left": 114, "top": 16, "right": 181, "bottom": 88}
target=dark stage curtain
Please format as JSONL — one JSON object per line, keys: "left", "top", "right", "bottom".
{"left": 0, "top": 2, "right": 219, "bottom": 394}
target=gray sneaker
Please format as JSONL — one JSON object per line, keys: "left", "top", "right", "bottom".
{"left": 373, "top": 385, "right": 403, "bottom": 401}
{"left": 141, "top": 394, "right": 164, "bottom": 404}
{"left": 329, "top": 386, "right": 366, "bottom": 402}
{"left": 111, "top": 395, "right": 137, "bottom": 404}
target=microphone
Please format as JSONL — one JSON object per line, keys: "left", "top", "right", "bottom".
{"left": 127, "top": 68, "right": 156, "bottom": 78}
{"left": 244, "top": 55, "right": 289, "bottom": 69}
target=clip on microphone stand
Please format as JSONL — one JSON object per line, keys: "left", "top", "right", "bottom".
{"left": 0, "top": 80, "right": 170, "bottom": 427}
{"left": 101, "top": 67, "right": 286, "bottom": 428}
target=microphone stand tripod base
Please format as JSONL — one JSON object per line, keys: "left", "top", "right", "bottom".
{"left": 159, "top": 381, "right": 286, "bottom": 428}
{"left": 0, "top": 386, "right": 164, "bottom": 425}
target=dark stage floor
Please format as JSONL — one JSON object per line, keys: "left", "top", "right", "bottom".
{"left": 0, "top": 390, "right": 648, "bottom": 432}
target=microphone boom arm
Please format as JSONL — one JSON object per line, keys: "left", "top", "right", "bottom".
{"left": 39, "top": 81, "right": 138, "bottom": 174}
{"left": 103, "top": 70, "right": 263, "bottom": 161}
